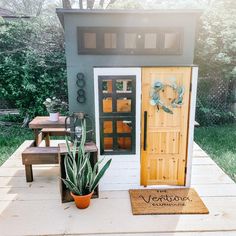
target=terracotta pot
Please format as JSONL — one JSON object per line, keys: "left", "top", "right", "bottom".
{"left": 49, "top": 112, "right": 59, "bottom": 122}
{"left": 70, "top": 191, "right": 94, "bottom": 209}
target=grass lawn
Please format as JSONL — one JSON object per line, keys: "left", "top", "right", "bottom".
{"left": 0, "top": 124, "right": 235, "bottom": 183}
{"left": 194, "top": 124, "right": 236, "bottom": 182}
{"left": 0, "top": 125, "right": 33, "bottom": 166}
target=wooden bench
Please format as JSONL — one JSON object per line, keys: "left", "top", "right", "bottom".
{"left": 22, "top": 145, "right": 59, "bottom": 182}
{"left": 41, "top": 128, "right": 68, "bottom": 147}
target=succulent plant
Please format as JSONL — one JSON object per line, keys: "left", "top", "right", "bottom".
{"left": 43, "top": 97, "right": 67, "bottom": 113}
{"left": 62, "top": 119, "right": 111, "bottom": 196}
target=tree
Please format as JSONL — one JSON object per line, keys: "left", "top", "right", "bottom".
{"left": 0, "top": 20, "right": 68, "bottom": 118}
{"left": 194, "top": 0, "right": 236, "bottom": 122}
{"left": 0, "top": 0, "right": 46, "bottom": 16}
{"left": 195, "top": 0, "right": 236, "bottom": 79}
{"left": 62, "top": 0, "right": 71, "bottom": 8}
{"left": 62, "top": 0, "right": 118, "bottom": 9}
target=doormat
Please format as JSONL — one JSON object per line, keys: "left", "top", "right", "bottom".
{"left": 129, "top": 188, "right": 209, "bottom": 215}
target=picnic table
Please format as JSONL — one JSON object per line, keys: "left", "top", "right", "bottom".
{"left": 29, "top": 116, "right": 69, "bottom": 146}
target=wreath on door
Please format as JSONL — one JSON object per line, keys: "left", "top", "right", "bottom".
{"left": 149, "top": 80, "right": 185, "bottom": 114}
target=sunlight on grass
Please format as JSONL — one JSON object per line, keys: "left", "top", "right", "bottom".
{"left": 0, "top": 126, "right": 33, "bottom": 166}
{"left": 195, "top": 124, "right": 236, "bottom": 182}
{"left": 1, "top": 123, "right": 235, "bottom": 183}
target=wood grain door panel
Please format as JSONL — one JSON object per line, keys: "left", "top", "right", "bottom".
{"left": 141, "top": 67, "right": 191, "bottom": 186}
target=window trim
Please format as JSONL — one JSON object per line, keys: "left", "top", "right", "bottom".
{"left": 77, "top": 27, "right": 183, "bottom": 55}
{"left": 98, "top": 75, "right": 136, "bottom": 155}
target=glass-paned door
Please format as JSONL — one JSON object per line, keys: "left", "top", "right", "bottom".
{"left": 98, "top": 76, "right": 136, "bottom": 155}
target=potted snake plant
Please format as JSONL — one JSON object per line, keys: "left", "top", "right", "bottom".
{"left": 62, "top": 119, "right": 111, "bottom": 209}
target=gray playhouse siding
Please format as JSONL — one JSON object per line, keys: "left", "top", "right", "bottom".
{"left": 58, "top": 10, "right": 200, "bottom": 119}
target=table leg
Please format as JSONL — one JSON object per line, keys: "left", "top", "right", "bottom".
{"left": 25, "top": 165, "right": 33, "bottom": 182}
{"left": 33, "top": 129, "right": 43, "bottom": 146}
{"left": 45, "top": 133, "right": 50, "bottom": 147}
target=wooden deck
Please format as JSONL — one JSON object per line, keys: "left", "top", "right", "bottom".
{"left": 0, "top": 140, "right": 236, "bottom": 235}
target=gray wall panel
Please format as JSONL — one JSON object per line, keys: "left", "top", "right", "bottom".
{"left": 62, "top": 12, "right": 198, "bottom": 119}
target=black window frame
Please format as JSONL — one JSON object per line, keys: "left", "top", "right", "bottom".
{"left": 77, "top": 27, "right": 183, "bottom": 55}
{"left": 98, "top": 75, "right": 136, "bottom": 155}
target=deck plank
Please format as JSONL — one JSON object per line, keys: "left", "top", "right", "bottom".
{"left": 192, "top": 158, "right": 216, "bottom": 165}
{"left": 0, "top": 140, "right": 235, "bottom": 235}
{"left": 2, "top": 184, "right": 236, "bottom": 201}
{"left": 0, "top": 197, "right": 236, "bottom": 235}
{"left": 66, "top": 197, "right": 236, "bottom": 235}
{"left": 75, "top": 232, "right": 236, "bottom": 236}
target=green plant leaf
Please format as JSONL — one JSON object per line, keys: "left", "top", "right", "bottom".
{"left": 72, "top": 138, "right": 78, "bottom": 160}
{"left": 65, "top": 136, "right": 72, "bottom": 157}
{"left": 90, "top": 159, "right": 112, "bottom": 192}
{"left": 64, "top": 155, "right": 74, "bottom": 182}
{"left": 63, "top": 117, "right": 112, "bottom": 195}
{"left": 92, "top": 157, "right": 104, "bottom": 182}
{"left": 162, "top": 105, "right": 173, "bottom": 114}
{"left": 61, "top": 178, "right": 80, "bottom": 195}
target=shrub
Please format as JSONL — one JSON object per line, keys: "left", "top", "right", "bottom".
{"left": 196, "top": 100, "right": 236, "bottom": 126}
{"left": 0, "top": 20, "right": 68, "bottom": 119}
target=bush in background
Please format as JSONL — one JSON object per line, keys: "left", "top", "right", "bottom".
{"left": 196, "top": 75, "right": 236, "bottom": 126}
{"left": 0, "top": 19, "right": 68, "bottom": 119}
{"left": 196, "top": 100, "right": 236, "bottom": 126}
{"left": 194, "top": 0, "right": 236, "bottom": 126}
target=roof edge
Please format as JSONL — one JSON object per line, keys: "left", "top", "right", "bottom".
{"left": 56, "top": 8, "right": 203, "bottom": 15}
{"left": 56, "top": 8, "right": 202, "bottom": 28}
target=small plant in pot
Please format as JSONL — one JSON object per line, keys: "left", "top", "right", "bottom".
{"left": 43, "top": 97, "right": 67, "bottom": 122}
{"left": 62, "top": 119, "right": 111, "bottom": 209}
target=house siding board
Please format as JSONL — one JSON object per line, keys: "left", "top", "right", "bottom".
{"left": 63, "top": 12, "right": 198, "bottom": 122}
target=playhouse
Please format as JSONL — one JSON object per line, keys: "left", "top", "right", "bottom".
{"left": 56, "top": 9, "right": 201, "bottom": 191}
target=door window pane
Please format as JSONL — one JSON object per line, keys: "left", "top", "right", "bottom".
{"left": 103, "top": 97, "right": 112, "bottom": 112}
{"left": 145, "top": 33, "right": 157, "bottom": 49}
{"left": 118, "top": 137, "right": 131, "bottom": 150}
{"left": 116, "top": 80, "right": 132, "bottom": 93}
{"left": 104, "top": 121, "right": 113, "bottom": 133}
{"left": 99, "top": 75, "right": 135, "bottom": 155}
{"left": 84, "top": 32, "right": 96, "bottom": 49}
{"left": 124, "top": 33, "right": 137, "bottom": 49}
{"left": 117, "top": 120, "right": 132, "bottom": 133}
{"left": 104, "top": 137, "right": 113, "bottom": 151}
{"left": 117, "top": 98, "right": 131, "bottom": 112}
{"left": 102, "top": 80, "right": 112, "bottom": 93}
{"left": 104, "top": 33, "right": 117, "bottom": 49}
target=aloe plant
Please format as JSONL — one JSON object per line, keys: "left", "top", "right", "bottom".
{"left": 62, "top": 119, "right": 111, "bottom": 196}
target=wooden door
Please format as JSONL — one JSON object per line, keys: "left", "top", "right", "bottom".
{"left": 141, "top": 67, "right": 192, "bottom": 186}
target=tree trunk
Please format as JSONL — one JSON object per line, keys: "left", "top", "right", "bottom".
{"left": 87, "top": 0, "right": 95, "bottom": 9}
{"left": 62, "top": 0, "right": 72, "bottom": 9}
{"left": 79, "top": 0, "right": 83, "bottom": 9}
{"left": 99, "top": 0, "right": 105, "bottom": 8}
{"left": 106, "top": 0, "right": 117, "bottom": 9}
{"left": 36, "top": 0, "right": 45, "bottom": 16}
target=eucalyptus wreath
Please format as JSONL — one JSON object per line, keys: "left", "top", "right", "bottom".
{"left": 150, "top": 80, "right": 185, "bottom": 114}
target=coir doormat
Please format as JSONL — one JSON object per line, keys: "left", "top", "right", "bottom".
{"left": 129, "top": 188, "right": 209, "bottom": 215}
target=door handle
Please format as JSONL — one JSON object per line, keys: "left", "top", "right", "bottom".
{"left": 143, "top": 111, "right": 147, "bottom": 151}
{"left": 123, "top": 120, "right": 132, "bottom": 124}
